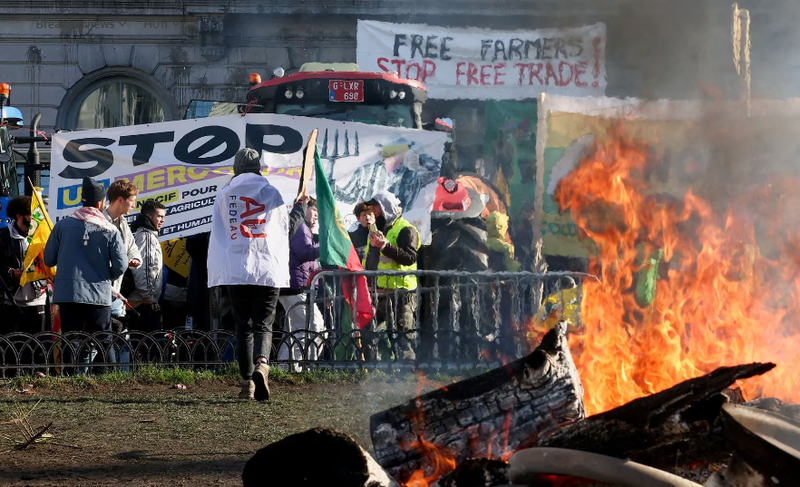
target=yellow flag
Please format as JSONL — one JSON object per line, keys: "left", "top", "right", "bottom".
{"left": 19, "top": 188, "right": 56, "bottom": 287}
{"left": 161, "top": 238, "right": 192, "bottom": 278}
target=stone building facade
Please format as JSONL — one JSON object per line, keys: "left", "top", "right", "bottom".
{"left": 0, "top": 0, "right": 796, "bottom": 172}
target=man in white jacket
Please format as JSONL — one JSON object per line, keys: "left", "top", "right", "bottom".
{"left": 207, "top": 148, "right": 290, "bottom": 401}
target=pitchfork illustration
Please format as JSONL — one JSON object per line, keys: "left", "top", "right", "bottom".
{"left": 320, "top": 129, "right": 360, "bottom": 178}
{"left": 321, "top": 128, "right": 361, "bottom": 160}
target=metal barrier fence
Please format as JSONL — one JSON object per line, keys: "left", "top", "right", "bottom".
{"left": 0, "top": 270, "right": 594, "bottom": 377}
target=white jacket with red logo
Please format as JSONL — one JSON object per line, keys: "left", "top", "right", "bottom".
{"left": 207, "top": 172, "right": 290, "bottom": 289}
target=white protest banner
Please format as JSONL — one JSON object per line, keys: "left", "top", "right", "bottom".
{"left": 50, "top": 114, "right": 447, "bottom": 244}
{"left": 357, "top": 20, "right": 606, "bottom": 100}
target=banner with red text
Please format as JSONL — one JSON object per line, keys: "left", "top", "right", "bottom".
{"left": 357, "top": 20, "right": 606, "bottom": 100}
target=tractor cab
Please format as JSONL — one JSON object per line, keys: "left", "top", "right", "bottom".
{"left": 246, "top": 63, "right": 427, "bottom": 130}
{"left": 0, "top": 82, "right": 23, "bottom": 199}
{"left": 184, "top": 63, "right": 455, "bottom": 167}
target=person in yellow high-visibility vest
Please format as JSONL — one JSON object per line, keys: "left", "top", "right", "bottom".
{"left": 362, "top": 191, "right": 421, "bottom": 361}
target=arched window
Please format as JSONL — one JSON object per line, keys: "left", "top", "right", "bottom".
{"left": 74, "top": 78, "right": 165, "bottom": 129}
{"left": 58, "top": 69, "right": 178, "bottom": 131}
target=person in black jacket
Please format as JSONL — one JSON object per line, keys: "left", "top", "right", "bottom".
{"left": 348, "top": 201, "right": 374, "bottom": 262}
{"left": 0, "top": 196, "right": 47, "bottom": 334}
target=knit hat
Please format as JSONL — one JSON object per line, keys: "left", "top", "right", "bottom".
{"left": 81, "top": 176, "right": 106, "bottom": 206}
{"left": 233, "top": 148, "right": 262, "bottom": 176}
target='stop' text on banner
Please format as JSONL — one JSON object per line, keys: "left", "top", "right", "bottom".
{"left": 356, "top": 20, "right": 606, "bottom": 101}
{"left": 49, "top": 114, "right": 447, "bottom": 244}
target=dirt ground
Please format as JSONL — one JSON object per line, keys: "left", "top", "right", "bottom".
{"left": 0, "top": 379, "right": 422, "bottom": 486}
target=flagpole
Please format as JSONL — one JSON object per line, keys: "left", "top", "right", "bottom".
{"left": 27, "top": 177, "right": 53, "bottom": 232}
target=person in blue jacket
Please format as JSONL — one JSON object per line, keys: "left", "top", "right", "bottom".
{"left": 44, "top": 177, "right": 127, "bottom": 369}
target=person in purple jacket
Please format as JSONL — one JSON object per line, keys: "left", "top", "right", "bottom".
{"left": 277, "top": 198, "right": 325, "bottom": 371}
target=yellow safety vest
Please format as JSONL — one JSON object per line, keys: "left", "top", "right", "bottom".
{"left": 363, "top": 217, "right": 421, "bottom": 290}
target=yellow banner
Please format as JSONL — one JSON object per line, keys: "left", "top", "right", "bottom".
{"left": 20, "top": 189, "right": 56, "bottom": 286}
{"left": 541, "top": 110, "right": 716, "bottom": 257}
{"left": 161, "top": 238, "right": 192, "bottom": 278}
{"left": 539, "top": 96, "right": 800, "bottom": 258}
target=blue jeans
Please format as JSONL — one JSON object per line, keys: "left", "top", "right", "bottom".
{"left": 111, "top": 299, "right": 125, "bottom": 318}
{"left": 111, "top": 299, "right": 131, "bottom": 371}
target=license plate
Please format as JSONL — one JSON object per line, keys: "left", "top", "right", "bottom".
{"left": 328, "top": 80, "right": 364, "bottom": 102}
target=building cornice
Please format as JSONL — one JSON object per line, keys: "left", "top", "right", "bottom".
{"left": 0, "top": 0, "right": 627, "bottom": 17}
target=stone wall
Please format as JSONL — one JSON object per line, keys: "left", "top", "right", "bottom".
{"left": 1, "top": 0, "right": 796, "bottom": 172}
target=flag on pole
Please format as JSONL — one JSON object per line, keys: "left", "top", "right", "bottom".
{"left": 19, "top": 186, "right": 56, "bottom": 287}
{"left": 313, "top": 146, "right": 374, "bottom": 329}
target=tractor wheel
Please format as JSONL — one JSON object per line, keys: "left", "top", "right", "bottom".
{"left": 423, "top": 217, "right": 495, "bottom": 362}
{"left": 428, "top": 217, "right": 491, "bottom": 272}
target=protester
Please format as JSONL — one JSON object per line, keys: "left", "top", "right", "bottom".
{"left": 289, "top": 196, "right": 309, "bottom": 240}
{"left": 43, "top": 177, "right": 128, "bottom": 369}
{"left": 103, "top": 180, "right": 142, "bottom": 320}
{"left": 0, "top": 196, "right": 47, "bottom": 334}
{"left": 127, "top": 199, "right": 166, "bottom": 332}
{"left": 207, "top": 148, "right": 290, "bottom": 401}
{"left": 278, "top": 197, "right": 325, "bottom": 371}
{"left": 185, "top": 232, "right": 210, "bottom": 330}
{"left": 363, "top": 190, "right": 421, "bottom": 361}
{"left": 349, "top": 201, "right": 375, "bottom": 262}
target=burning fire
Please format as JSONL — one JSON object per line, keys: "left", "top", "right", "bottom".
{"left": 403, "top": 437, "right": 457, "bottom": 487}
{"left": 554, "top": 125, "right": 800, "bottom": 415}
{"left": 403, "top": 375, "right": 458, "bottom": 487}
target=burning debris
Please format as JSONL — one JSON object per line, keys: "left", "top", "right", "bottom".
{"left": 436, "top": 458, "right": 509, "bottom": 487}
{"left": 369, "top": 322, "right": 584, "bottom": 484}
{"left": 533, "top": 362, "right": 775, "bottom": 468}
{"left": 244, "top": 347, "right": 798, "bottom": 487}
{"left": 246, "top": 357, "right": 797, "bottom": 487}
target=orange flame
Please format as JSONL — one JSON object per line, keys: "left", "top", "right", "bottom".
{"left": 403, "top": 437, "right": 457, "bottom": 487}
{"left": 554, "top": 125, "right": 800, "bottom": 415}
{"left": 402, "top": 375, "right": 458, "bottom": 487}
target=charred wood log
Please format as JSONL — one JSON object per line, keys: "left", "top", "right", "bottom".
{"left": 530, "top": 362, "right": 775, "bottom": 469}
{"left": 370, "top": 322, "right": 585, "bottom": 484}
{"left": 242, "top": 428, "right": 400, "bottom": 487}
{"left": 436, "top": 458, "right": 509, "bottom": 487}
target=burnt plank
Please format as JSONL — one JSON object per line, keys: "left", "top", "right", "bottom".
{"left": 370, "top": 322, "right": 585, "bottom": 484}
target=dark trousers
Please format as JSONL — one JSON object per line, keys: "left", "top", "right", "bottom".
{"left": 227, "top": 285, "right": 279, "bottom": 380}
{"left": 59, "top": 303, "right": 112, "bottom": 333}
{"left": 0, "top": 304, "right": 46, "bottom": 334}
{"left": 132, "top": 304, "right": 162, "bottom": 333}
{"left": 58, "top": 303, "right": 116, "bottom": 371}
{"left": 0, "top": 304, "right": 46, "bottom": 378}
{"left": 363, "top": 290, "right": 418, "bottom": 361}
